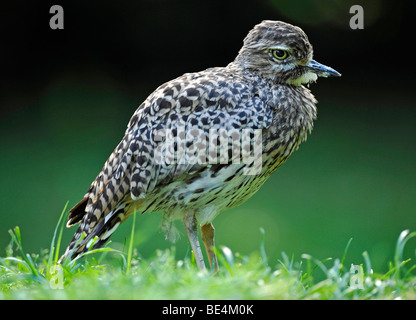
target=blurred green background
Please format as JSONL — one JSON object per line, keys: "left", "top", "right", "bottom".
{"left": 0, "top": 0, "right": 415, "bottom": 272}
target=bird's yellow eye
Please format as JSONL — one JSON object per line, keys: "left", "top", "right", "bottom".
{"left": 271, "top": 49, "right": 288, "bottom": 60}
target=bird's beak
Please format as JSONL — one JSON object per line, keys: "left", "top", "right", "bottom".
{"left": 306, "top": 60, "right": 341, "bottom": 78}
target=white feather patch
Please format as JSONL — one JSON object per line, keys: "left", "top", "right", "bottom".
{"left": 286, "top": 71, "right": 318, "bottom": 86}
{"left": 100, "top": 222, "right": 120, "bottom": 240}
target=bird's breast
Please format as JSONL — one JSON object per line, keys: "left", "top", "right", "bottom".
{"left": 261, "top": 84, "right": 317, "bottom": 173}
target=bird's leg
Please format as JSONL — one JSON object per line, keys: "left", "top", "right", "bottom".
{"left": 183, "top": 212, "right": 206, "bottom": 270}
{"left": 201, "top": 223, "right": 218, "bottom": 272}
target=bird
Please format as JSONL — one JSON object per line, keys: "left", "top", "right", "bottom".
{"left": 59, "top": 20, "right": 340, "bottom": 270}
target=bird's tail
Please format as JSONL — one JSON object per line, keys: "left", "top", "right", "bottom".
{"left": 58, "top": 200, "right": 128, "bottom": 263}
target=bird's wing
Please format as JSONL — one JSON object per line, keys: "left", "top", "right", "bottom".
{"left": 126, "top": 70, "right": 274, "bottom": 197}
{"left": 63, "top": 69, "right": 273, "bottom": 259}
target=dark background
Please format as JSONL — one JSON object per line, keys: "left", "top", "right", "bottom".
{"left": 0, "top": 0, "right": 415, "bottom": 272}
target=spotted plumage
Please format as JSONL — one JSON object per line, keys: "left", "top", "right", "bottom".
{"left": 60, "top": 20, "right": 340, "bottom": 268}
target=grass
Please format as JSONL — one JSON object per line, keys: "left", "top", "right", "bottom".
{"left": 0, "top": 205, "right": 415, "bottom": 300}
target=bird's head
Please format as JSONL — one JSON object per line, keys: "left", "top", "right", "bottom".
{"left": 234, "top": 20, "right": 341, "bottom": 86}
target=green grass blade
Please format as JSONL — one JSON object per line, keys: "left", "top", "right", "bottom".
{"left": 362, "top": 251, "right": 372, "bottom": 275}
{"left": 52, "top": 201, "right": 69, "bottom": 266}
{"left": 126, "top": 210, "right": 137, "bottom": 273}
{"left": 339, "top": 237, "right": 353, "bottom": 275}
{"left": 221, "top": 246, "right": 234, "bottom": 268}
{"left": 8, "top": 227, "right": 41, "bottom": 277}
{"left": 394, "top": 230, "right": 416, "bottom": 280}
{"left": 61, "top": 232, "right": 87, "bottom": 268}
{"left": 213, "top": 246, "right": 233, "bottom": 275}
{"left": 1, "top": 257, "right": 30, "bottom": 272}
{"left": 259, "top": 228, "right": 268, "bottom": 267}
